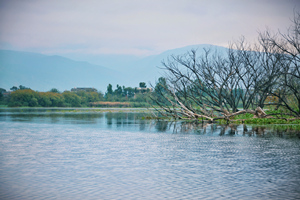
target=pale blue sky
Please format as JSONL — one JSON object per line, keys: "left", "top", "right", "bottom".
{"left": 0, "top": 0, "right": 298, "bottom": 56}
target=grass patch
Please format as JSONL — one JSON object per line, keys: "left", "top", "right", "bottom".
{"left": 217, "top": 111, "right": 300, "bottom": 125}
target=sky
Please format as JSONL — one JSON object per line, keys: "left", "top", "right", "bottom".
{"left": 0, "top": 0, "right": 299, "bottom": 57}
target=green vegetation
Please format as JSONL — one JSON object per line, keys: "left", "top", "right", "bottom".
{"left": 216, "top": 112, "right": 300, "bottom": 125}
{"left": 104, "top": 82, "right": 152, "bottom": 102}
{"left": 0, "top": 84, "right": 104, "bottom": 107}
{"left": 0, "top": 82, "right": 157, "bottom": 108}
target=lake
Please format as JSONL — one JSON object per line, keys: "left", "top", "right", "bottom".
{"left": 0, "top": 108, "right": 300, "bottom": 199}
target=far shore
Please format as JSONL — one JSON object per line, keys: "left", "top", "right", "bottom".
{"left": 0, "top": 107, "right": 153, "bottom": 112}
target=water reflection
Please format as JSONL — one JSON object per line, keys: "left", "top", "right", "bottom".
{"left": 155, "top": 120, "right": 169, "bottom": 132}
{"left": 6, "top": 113, "right": 105, "bottom": 124}
{"left": 0, "top": 108, "right": 299, "bottom": 138}
{"left": 157, "top": 120, "right": 300, "bottom": 138}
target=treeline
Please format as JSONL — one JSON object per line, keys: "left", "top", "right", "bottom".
{"left": 104, "top": 82, "right": 152, "bottom": 103}
{"left": 0, "top": 82, "right": 156, "bottom": 107}
{"left": 152, "top": 11, "right": 300, "bottom": 121}
{"left": 0, "top": 89, "right": 102, "bottom": 107}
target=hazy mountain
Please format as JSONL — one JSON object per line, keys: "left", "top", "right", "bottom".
{"left": 116, "top": 44, "right": 229, "bottom": 87}
{"left": 0, "top": 44, "right": 229, "bottom": 92}
{"left": 60, "top": 53, "right": 142, "bottom": 71}
{"left": 0, "top": 50, "right": 123, "bottom": 92}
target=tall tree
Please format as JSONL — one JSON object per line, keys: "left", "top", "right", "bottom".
{"left": 10, "top": 86, "right": 18, "bottom": 91}
{"left": 106, "top": 84, "right": 113, "bottom": 95}
{"left": 259, "top": 11, "right": 300, "bottom": 116}
{"left": 49, "top": 88, "right": 60, "bottom": 93}
{"left": 139, "top": 82, "right": 146, "bottom": 88}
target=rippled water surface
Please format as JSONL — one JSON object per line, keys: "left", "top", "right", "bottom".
{"left": 0, "top": 108, "right": 300, "bottom": 199}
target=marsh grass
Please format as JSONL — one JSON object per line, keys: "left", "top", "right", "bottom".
{"left": 217, "top": 110, "right": 300, "bottom": 125}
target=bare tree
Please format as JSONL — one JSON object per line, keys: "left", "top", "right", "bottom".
{"left": 151, "top": 11, "right": 300, "bottom": 121}
{"left": 152, "top": 47, "right": 269, "bottom": 122}
{"left": 260, "top": 11, "right": 300, "bottom": 117}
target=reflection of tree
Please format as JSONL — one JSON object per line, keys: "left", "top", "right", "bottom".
{"left": 116, "top": 113, "right": 123, "bottom": 127}
{"left": 106, "top": 112, "right": 113, "bottom": 126}
{"left": 155, "top": 121, "right": 169, "bottom": 132}
{"left": 139, "top": 120, "right": 146, "bottom": 131}
{"left": 150, "top": 121, "right": 299, "bottom": 138}
{"left": 220, "top": 126, "right": 226, "bottom": 136}
{"left": 217, "top": 124, "right": 237, "bottom": 135}
{"left": 104, "top": 112, "right": 146, "bottom": 129}
{"left": 57, "top": 113, "right": 104, "bottom": 124}
{"left": 228, "top": 124, "right": 238, "bottom": 135}
{"left": 243, "top": 124, "right": 248, "bottom": 135}
{"left": 10, "top": 112, "right": 105, "bottom": 124}
{"left": 252, "top": 126, "right": 267, "bottom": 136}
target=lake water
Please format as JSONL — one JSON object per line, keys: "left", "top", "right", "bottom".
{"left": 0, "top": 108, "right": 300, "bottom": 199}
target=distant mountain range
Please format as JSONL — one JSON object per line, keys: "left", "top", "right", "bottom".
{"left": 0, "top": 44, "right": 228, "bottom": 92}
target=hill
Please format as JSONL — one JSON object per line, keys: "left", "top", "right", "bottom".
{"left": 0, "top": 50, "right": 123, "bottom": 92}
{"left": 0, "top": 44, "right": 229, "bottom": 92}
{"left": 122, "top": 44, "right": 229, "bottom": 86}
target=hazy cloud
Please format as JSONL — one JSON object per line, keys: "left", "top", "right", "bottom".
{"left": 0, "top": 0, "right": 298, "bottom": 56}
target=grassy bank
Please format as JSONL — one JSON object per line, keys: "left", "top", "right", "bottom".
{"left": 145, "top": 110, "right": 300, "bottom": 125}
{"left": 216, "top": 111, "right": 300, "bottom": 125}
